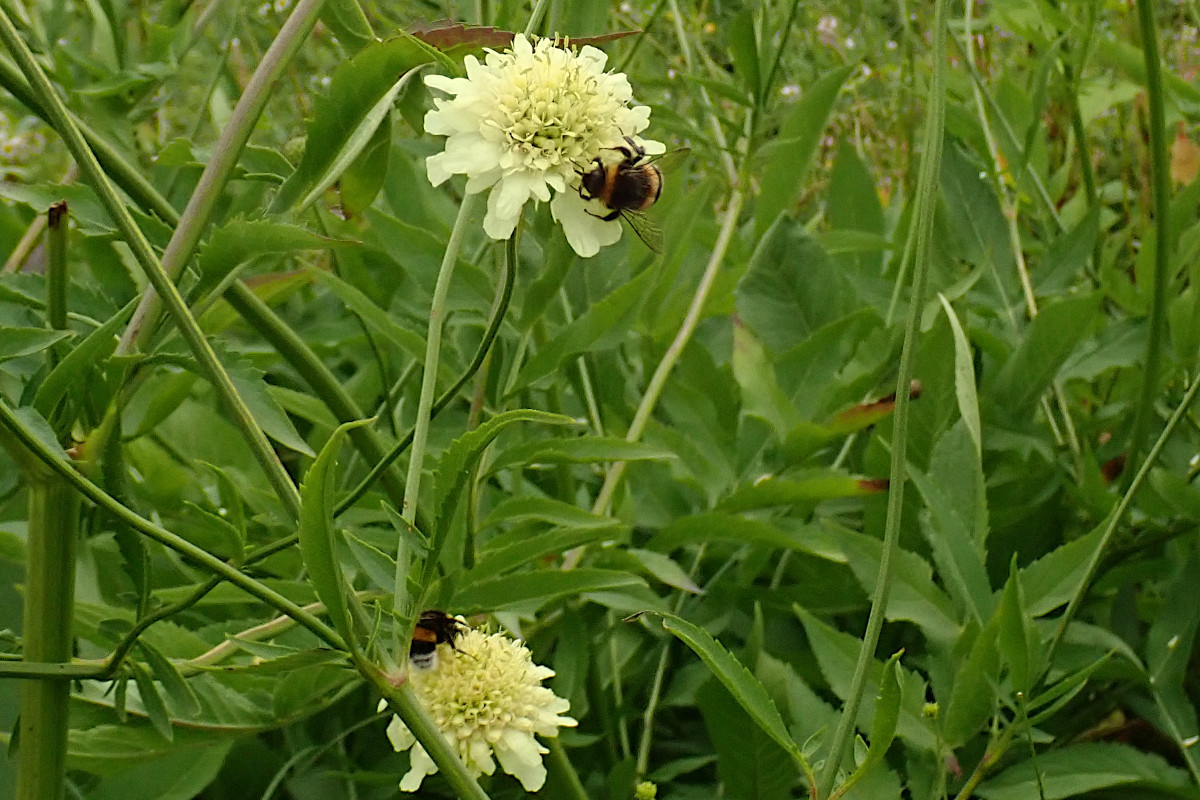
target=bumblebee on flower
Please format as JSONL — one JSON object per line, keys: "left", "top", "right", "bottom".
{"left": 422, "top": 33, "right": 665, "bottom": 257}
{"left": 380, "top": 620, "right": 577, "bottom": 792}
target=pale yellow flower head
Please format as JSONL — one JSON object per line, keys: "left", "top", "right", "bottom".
{"left": 381, "top": 626, "right": 577, "bottom": 792}
{"left": 423, "top": 33, "right": 664, "bottom": 257}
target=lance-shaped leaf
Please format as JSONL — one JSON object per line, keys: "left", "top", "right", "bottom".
{"left": 299, "top": 420, "right": 372, "bottom": 648}
{"left": 271, "top": 35, "right": 441, "bottom": 213}
{"left": 831, "top": 651, "right": 903, "bottom": 799}
{"left": 654, "top": 611, "right": 815, "bottom": 783}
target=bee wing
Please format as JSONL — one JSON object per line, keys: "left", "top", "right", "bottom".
{"left": 645, "top": 147, "right": 691, "bottom": 172}
{"left": 622, "top": 210, "right": 663, "bottom": 254}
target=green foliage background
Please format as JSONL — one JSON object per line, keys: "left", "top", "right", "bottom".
{"left": 3, "top": 0, "right": 1200, "bottom": 798}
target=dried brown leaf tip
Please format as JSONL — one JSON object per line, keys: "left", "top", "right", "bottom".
{"left": 832, "top": 381, "right": 922, "bottom": 429}
{"left": 408, "top": 20, "right": 640, "bottom": 51}
{"left": 857, "top": 478, "right": 890, "bottom": 493}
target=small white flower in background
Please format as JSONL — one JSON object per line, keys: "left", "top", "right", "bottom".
{"left": 816, "top": 14, "right": 839, "bottom": 47}
{"left": 380, "top": 626, "right": 577, "bottom": 792}
{"left": 423, "top": 33, "right": 665, "bottom": 257}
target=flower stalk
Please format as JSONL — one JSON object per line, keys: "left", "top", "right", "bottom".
{"left": 401, "top": 191, "right": 486, "bottom": 527}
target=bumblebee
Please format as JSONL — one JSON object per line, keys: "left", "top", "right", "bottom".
{"left": 578, "top": 136, "right": 672, "bottom": 252}
{"left": 410, "top": 610, "right": 466, "bottom": 670}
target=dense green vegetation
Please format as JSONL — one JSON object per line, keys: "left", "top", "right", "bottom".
{"left": 4, "top": 0, "right": 1200, "bottom": 797}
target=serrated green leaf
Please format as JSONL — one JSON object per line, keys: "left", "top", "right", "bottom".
{"left": 755, "top": 66, "right": 854, "bottom": 237}
{"left": 943, "top": 618, "right": 1000, "bottom": 747}
{"left": 656, "top": 611, "right": 813, "bottom": 779}
{"left": 487, "top": 436, "right": 674, "bottom": 474}
{"left": 716, "top": 473, "right": 884, "bottom": 514}
{"left": 428, "top": 409, "right": 575, "bottom": 571}
{"left": 1019, "top": 524, "right": 1105, "bottom": 617}
{"left": 129, "top": 660, "right": 173, "bottom": 742}
{"left": 340, "top": 110, "right": 392, "bottom": 214}
{"left": 272, "top": 35, "right": 438, "bottom": 213}
{"left": 997, "top": 557, "right": 1037, "bottom": 696}
{"left": 0, "top": 327, "right": 71, "bottom": 361}
{"left": 299, "top": 419, "right": 371, "bottom": 647}
{"left": 222, "top": 351, "right": 315, "bottom": 457}
{"left": 989, "top": 293, "right": 1100, "bottom": 414}
{"left": 481, "top": 496, "right": 617, "bottom": 530}
{"left": 796, "top": 607, "right": 937, "bottom": 751}
{"left": 308, "top": 267, "right": 427, "bottom": 361}
{"left": 510, "top": 268, "right": 654, "bottom": 393}
{"left": 470, "top": 523, "right": 627, "bottom": 576}
{"left": 451, "top": 568, "right": 643, "bottom": 612}
{"left": 832, "top": 651, "right": 902, "bottom": 799}
{"left": 647, "top": 514, "right": 845, "bottom": 562}
{"left": 976, "top": 742, "right": 1193, "bottom": 800}
{"left": 137, "top": 641, "right": 200, "bottom": 718}
{"left": 196, "top": 219, "right": 349, "bottom": 293}
{"left": 728, "top": 9, "right": 760, "bottom": 101}
{"left": 939, "top": 294, "right": 981, "bottom": 457}
{"left": 33, "top": 296, "right": 137, "bottom": 417}
{"left": 84, "top": 741, "right": 232, "bottom": 800}
{"left": 839, "top": 529, "right": 959, "bottom": 643}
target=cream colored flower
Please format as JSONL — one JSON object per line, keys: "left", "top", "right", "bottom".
{"left": 423, "top": 33, "right": 664, "bottom": 257}
{"left": 381, "top": 627, "right": 577, "bottom": 792}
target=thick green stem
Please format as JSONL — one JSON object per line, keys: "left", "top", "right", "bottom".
{"left": 45, "top": 202, "right": 68, "bottom": 332}
{"left": 815, "top": 1, "right": 946, "bottom": 795}
{"left": 15, "top": 478, "right": 78, "bottom": 800}
{"left": 1126, "top": 0, "right": 1171, "bottom": 475}
{"left": 400, "top": 192, "right": 485, "bottom": 525}
{"left": 116, "top": 0, "right": 330, "bottom": 352}
{"left": 0, "top": 57, "right": 179, "bottom": 225}
{"left": 0, "top": 7, "right": 302, "bottom": 520}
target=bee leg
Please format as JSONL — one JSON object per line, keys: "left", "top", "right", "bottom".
{"left": 585, "top": 208, "right": 622, "bottom": 221}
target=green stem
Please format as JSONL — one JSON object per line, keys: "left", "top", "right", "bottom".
{"left": 400, "top": 192, "right": 485, "bottom": 525}
{"left": 1126, "top": 0, "right": 1171, "bottom": 475}
{"left": 0, "top": 57, "right": 179, "bottom": 224}
{"left": 587, "top": 187, "right": 744, "bottom": 521}
{"left": 1045, "top": 369, "right": 1200, "bottom": 667}
{"left": 116, "top": 0, "right": 330, "bottom": 352}
{"left": 0, "top": 7, "right": 303, "bottom": 520}
{"left": 334, "top": 243, "right": 514, "bottom": 516}
{"left": 375, "top": 682, "right": 491, "bottom": 800}
{"left": 223, "top": 280, "right": 409, "bottom": 502}
{"left": 0, "top": 398, "right": 343, "bottom": 650}
{"left": 15, "top": 478, "right": 78, "bottom": 800}
{"left": 45, "top": 201, "right": 68, "bottom": 332}
{"left": 523, "top": 0, "right": 552, "bottom": 36}
{"left": 548, "top": 737, "right": 590, "bottom": 800}
{"left": 815, "top": 0, "right": 946, "bottom": 795}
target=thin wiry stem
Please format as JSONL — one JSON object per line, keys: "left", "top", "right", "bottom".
{"left": 816, "top": 0, "right": 946, "bottom": 794}
{"left": 335, "top": 219, "right": 513, "bottom": 517}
